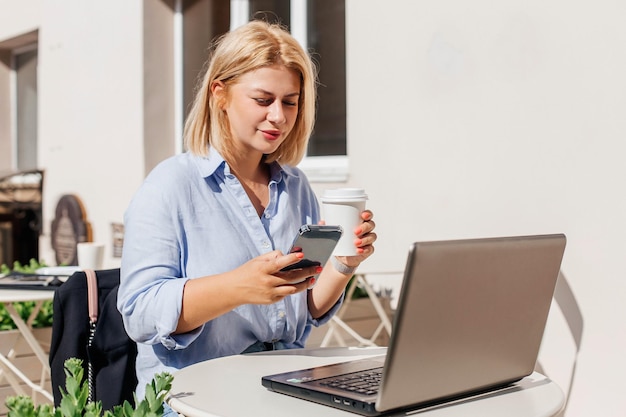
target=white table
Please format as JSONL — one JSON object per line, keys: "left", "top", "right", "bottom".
{"left": 0, "top": 288, "right": 55, "bottom": 402}
{"left": 167, "top": 347, "right": 565, "bottom": 417}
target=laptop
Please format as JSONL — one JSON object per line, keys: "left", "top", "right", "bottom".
{"left": 262, "top": 234, "right": 566, "bottom": 415}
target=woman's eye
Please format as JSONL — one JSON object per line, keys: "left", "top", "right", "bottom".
{"left": 255, "top": 98, "right": 273, "bottom": 106}
{"left": 254, "top": 98, "right": 297, "bottom": 107}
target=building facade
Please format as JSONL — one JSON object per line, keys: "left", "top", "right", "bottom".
{"left": 2, "top": 1, "right": 626, "bottom": 416}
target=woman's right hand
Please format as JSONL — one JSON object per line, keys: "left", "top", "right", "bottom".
{"left": 234, "top": 250, "right": 321, "bottom": 305}
{"left": 176, "top": 250, "right": 320, "bottom": 334}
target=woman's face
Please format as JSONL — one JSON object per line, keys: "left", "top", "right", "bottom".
{"left": 216, "top": 64, "right": 301, "bottom": 158}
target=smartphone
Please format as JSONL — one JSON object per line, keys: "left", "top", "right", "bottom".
{"left": 281, "top": 225, "right": 343, "bottom": 271}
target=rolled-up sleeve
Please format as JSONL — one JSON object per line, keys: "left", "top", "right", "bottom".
{"left": 307, "top": 291, "right": 345, "bottom": 327}
{"left": 118, "top": 168, "right": 201, "bottom": 349}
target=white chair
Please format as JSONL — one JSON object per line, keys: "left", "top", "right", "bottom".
{"left": 536, "top": 270, "right": 583, "bottom": 417}
{"left": 320, "top": 271, "right": 400, "bottom": 347}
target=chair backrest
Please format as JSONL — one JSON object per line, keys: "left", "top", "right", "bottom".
{"left": 536, "top": 270, "right": 583, "bottom": 417}
{"left": 48, "top": 268, "right": 137, "bottom": 410}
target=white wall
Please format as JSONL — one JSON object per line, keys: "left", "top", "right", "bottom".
{"left": 0, "top": 0, "right": 41, "bottom": 40}
{"left": 37, "top": 0, "right": 145, "bottom": 268}
{"left": 345, "top": 1, "right": 625, "bottom": 416}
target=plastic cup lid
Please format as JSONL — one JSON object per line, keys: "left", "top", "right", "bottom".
{"left": 321, "top": 188, "right": 368, "bottom": 202}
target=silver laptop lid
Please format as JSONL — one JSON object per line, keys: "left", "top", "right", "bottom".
{"left": 376, "top": 234, "right": 566, "bottom": 412}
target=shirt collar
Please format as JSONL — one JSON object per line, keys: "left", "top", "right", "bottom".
{"left": 195, "top": 148, "right": 297, "bottom": 182}
{"left": 196, "top": 148, "right": 226, "bottom": 177}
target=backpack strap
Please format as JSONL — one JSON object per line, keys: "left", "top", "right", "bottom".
{"left": 85, "top": 269, "right": 98, "bottom": 324}
{"left": 84, "top": 268, "right": 98, "bottom": 403}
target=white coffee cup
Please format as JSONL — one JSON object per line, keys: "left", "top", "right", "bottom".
{"left": 77, "top": 242, "right": 105, "bottom": 270}
{"left": 321, "top": 188, "right": 368, "bottom": 256}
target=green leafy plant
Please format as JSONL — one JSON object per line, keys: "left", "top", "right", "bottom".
{"left": 347, "top": 275, "right": 368, "bottom": 299}
{"left": 1, "top": 259, "right": 48, "bottom": 275}
{"left": 5, "top": 358, "right": 173, "bottom": 417}
{"left": 0, "top": 259, "right": 54, "bottom": 329}
{"left": 0, "top": 299, "right": 54, "bottom": 330}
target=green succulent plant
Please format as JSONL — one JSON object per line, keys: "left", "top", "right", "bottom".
{"left": 5, "top": 358, "right": 173, "bottom": 417}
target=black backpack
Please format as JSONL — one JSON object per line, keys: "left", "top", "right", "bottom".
{"left": 49, "top": 268, "right": 137, "bottom": 410}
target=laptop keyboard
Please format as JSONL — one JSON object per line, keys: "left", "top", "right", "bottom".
{"left": 318, "top": 368, "right": 383, "bottom": 396}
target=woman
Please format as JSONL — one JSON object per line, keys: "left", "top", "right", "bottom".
{"left": 117, "top": 20, "right": 377, "bottom": 409}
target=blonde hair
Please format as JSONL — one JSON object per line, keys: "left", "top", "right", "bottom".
{"left": 184, "top": 20, "right": 317, "bottom": 166}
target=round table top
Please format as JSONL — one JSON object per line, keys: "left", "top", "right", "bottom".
{"left": 168, "top": 347, "right": 565, "bottom": 417}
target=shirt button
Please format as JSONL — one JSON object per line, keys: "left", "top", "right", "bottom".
{"left": 262, "top": 241, "right": 270, "bottom": 249}
{"left": 264, "top": 212, "right": 271, "bottom": 219}
{"left": 278, "top": 311, "right": 285, "bottom": 318}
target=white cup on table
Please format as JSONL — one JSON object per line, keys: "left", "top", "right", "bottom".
{"left": 76, "top": 242, "right": 105, "bottom": 270}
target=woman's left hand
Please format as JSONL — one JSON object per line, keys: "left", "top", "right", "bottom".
{"left": 308, "top": 210, "right": 377, "bottom": 319}
{"left": 334, "top": 210, "right": 377, "bottom": 268}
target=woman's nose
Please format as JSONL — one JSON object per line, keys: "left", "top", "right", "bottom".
{"left": 267, "top": 102, "right": 286, "bottom": 124}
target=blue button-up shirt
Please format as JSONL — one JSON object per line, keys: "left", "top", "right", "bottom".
{"left": 118, "top": 150, "right": 340, "bottom": 397}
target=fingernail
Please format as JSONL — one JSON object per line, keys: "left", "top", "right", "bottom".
{"left": 315, "top": 266, "right": 323, "bottom": 274}
{"left": 309, "top": 277, "right": 316, "bottom": 286}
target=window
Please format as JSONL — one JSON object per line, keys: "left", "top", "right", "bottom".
{"left": 303, "top": 2, "right": 346, "bottom": 157}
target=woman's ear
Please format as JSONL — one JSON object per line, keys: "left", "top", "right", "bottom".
{"left": 211, "top": 81, "right": 226, "bottom": 109}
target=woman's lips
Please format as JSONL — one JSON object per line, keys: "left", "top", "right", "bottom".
{"left": 260, "top": 129, "right": 281, "bottom": 140}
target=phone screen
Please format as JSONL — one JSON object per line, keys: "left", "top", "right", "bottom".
{"left": 281, "top": 225, "right": 343, "bottom": 271}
